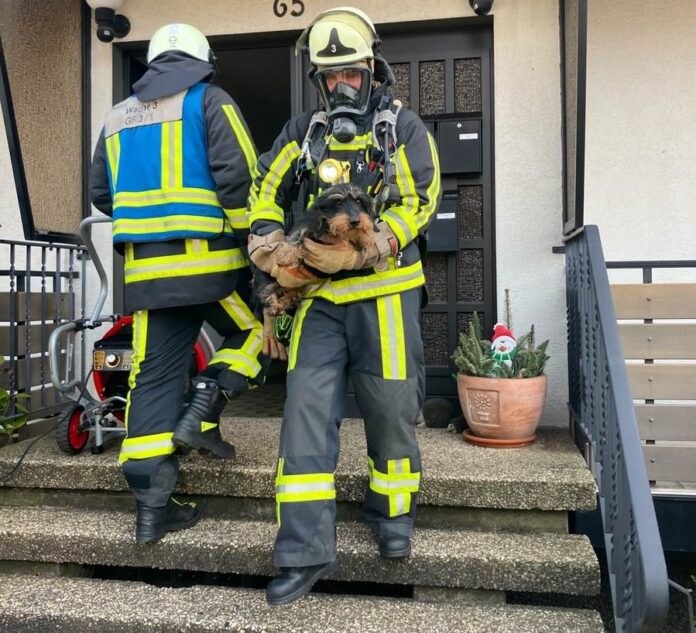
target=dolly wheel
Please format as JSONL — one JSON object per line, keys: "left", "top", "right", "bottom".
{"left": 56, "top": 406, "right": 89, "bottom": 455}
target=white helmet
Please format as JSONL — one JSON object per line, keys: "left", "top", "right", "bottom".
{"left": 147, "top": 23, "right": 212, "bottom": 64}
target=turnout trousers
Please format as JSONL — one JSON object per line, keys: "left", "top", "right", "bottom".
{"left": 273, "top": 287, "right": 425, "bottom": 568}
{"left": 120, "top": 270, "right": 264, "bottom": 507}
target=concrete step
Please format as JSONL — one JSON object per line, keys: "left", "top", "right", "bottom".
{"left": 0, "top": 506, "right": 600, "bottom": 595}
{"left": 0, "top": 575, "right": 606, "bottom": 633}
{"left": 0, "top": 417, "right": 596, "bottom": 515}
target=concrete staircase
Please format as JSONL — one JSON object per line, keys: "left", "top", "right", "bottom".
{"left": 0, "top": 416, "right": 606, "bottom": 632}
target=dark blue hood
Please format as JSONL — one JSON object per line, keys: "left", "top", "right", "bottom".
{"left": 133, "top": 51, "right": 215, "bottom": 102}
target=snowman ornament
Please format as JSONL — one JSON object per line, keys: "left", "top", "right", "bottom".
{"left": 490, "top": 323, "right": 517, "bottom": 368}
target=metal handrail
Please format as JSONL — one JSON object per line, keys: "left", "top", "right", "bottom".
{"left": 565, "top": 225, "right": 669, "bottom": 633}
{"left": 48, "top": 216, "right": 115, "bottom": 393}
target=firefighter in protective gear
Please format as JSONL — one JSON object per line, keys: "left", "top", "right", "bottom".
{"left": 90, "top": 23, "right": 274, "bottom": 543}
{"left": 247, "top": 8, "right": 441, "bottom": 605}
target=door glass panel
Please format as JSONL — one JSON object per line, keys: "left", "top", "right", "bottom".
{"left": 457, "top": 249, "right": 484, "bottom": 303}
{"left": 458, "top": 186, "right": 484, "bottom": 240}
{"left": 422, "top": 313, "right": 450, "bottom": 365}
{"left": 454, "top": 58, "right": 482, "bottom": 113}
{"left": 419, "top": 60, "right": 446, "bottom": 116}
{"left": 390, "top": 62, "right": 411, "bottom": 108}
{"left": 425, "top": 254, "right": 448, "bottom": 302}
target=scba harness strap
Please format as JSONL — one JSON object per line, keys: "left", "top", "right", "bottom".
{"left": 291, "top": 96, "right": 403, "bottom": 220}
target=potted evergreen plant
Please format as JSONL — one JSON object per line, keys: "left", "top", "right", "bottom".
{"left": 0, "top": 357, "right": 28, "bottom": 447}
{"left": 451, "top": 310, "right": 549, "bottom": 448}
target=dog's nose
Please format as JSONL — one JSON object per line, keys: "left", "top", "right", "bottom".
{"left": 350, "top": 219, "right": 360, "bottom": 228}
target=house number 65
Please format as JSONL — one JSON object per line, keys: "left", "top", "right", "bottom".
{"left": 273, "top": 0, "right": 305, "bottom": 17}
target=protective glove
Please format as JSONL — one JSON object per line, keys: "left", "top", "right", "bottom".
{"left": 270, "top": 263, "right": 319, "bottom": 289}
{"left": 302, "top": 221, "right": 398, "bottom": 275}
{"left": 247, "top": 229, "right": 298, "bottom": 274}
{"left": 262, "top": 309, "right": 288, "bottom": 361}
{"left": 248, "top": 230, "right": 318, "bottom": 289}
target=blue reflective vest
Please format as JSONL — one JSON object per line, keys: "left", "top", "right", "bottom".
{"left": 103, "top": 82, "right": 228, "bottom": 243}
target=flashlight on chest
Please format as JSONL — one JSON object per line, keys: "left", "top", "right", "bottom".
{"left": 317, "top": 158, "right": 352, "bottom": 185}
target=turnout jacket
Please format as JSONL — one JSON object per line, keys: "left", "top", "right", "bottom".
{"left": 247, "top": 92, "right": 441, "bottom": 305}
{"left": 91, "top": 79, "right": 256, "bottom": 313}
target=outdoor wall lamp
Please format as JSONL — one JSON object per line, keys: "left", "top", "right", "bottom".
{"left": 469, "top": 0, "right": 494, "bottom": 16}
{"left": 86, "top": 0, "right": 131, "bottom": 43}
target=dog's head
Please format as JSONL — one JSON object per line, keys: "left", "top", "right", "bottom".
{"left": 309, "top": 183, "right": 376, "bottom": 246}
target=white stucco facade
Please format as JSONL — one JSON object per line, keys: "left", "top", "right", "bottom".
{"left": 2, "top": 0, "right": 695, "bottom": 425}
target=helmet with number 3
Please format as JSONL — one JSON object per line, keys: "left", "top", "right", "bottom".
{"left": 297, "top": 7, "right": 380, "bottom": 116}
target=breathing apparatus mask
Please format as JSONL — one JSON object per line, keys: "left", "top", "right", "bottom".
{"left": 311, "top": 63, "right": 372, "bottom": 142}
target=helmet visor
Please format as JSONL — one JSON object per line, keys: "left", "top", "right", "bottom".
{"left": 314, "top": 65, "right": 373, "bottom": 117}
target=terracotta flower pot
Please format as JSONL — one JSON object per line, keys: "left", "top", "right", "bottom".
{"left": 456, "top": 374, "right": 548, "bottom": 447}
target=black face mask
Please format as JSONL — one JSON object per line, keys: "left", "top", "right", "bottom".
{"left": 313, "top": 65, "right": 373, "bottom": 118}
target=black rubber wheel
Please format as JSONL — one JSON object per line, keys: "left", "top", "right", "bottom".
{"left": 55, "top": 405, "right": 89, "bottom": 455}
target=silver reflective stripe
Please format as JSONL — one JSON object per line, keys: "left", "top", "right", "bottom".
{"left": 276, "top": 482, "right": 335, "bottom": 494}
{"left": 370, "top": 474, "right": 420, "bottom": 490}
{"left": 383, "top": 296, "right": 401, "bottom": 379}
{"left": 104, "top": 92, "right": 185, "bottom": 137}
{"left": 329, "top": 266, "right": 424, "bottom": 298}
{"left": 126, "top": 251, "right": 247, "bottom": 276}
{"left": 120, "top": 439, "right": 173, "bottom": 455}
{"left": 114, "top": 190, "right": 220, "bottom": 205}
{"left": 382, "top": 209, "right": 414, "bottom": 241}
{"left": 394, "top": 494, "right": 406, "bottom": 515}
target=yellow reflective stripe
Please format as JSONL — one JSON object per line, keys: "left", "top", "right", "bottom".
{"left": 209, "top": 329, "right": 263, "bottom": 378}
{"left": 161, "top": 121, "right": 171, "bottom": 189}
{"left": 327, "top": 132, "right": 371, "bottom": 151}
{"left": 114, "top": 188, "right": 221, "bottom": 207}
{"left": 161, "top": 120, "right": 183, "bottom": 189}
{"left": 247, "top": 205, "right": 284, "bottom": 225}
{"left": 105, "top": 133, "right": 121, "bottom": 189}
{"left": 124, "top": 309, "right": 148, "bottom": 434}
{"left": 124, "top": 248, "right": 248, "bottom": 283}
{"left": 276, "top": 490, "right": 337, "bottom": 503}
{"left": 275, "top": 459, "right": 335, "bottom": 502}
{"left": 114, "top": 215, "right": 224, "bottom": 237}
{"left": 222, "top": 104, "right": 258, "bottom": 178}
{"left": 376, "top": 294, "right": 407, "bottom": 380}
{"left": 287, "top": 299, "right": 313, "bottom": 371}
{"left": 368, "top": 457, "right": 421, "bottom": 518}
{"left": 383, "top": 145, "right": 420, "bottom": 247}
{"left": 381, "top": 208, "right": 418, "bottom": 249}
{"left": 118, "top": 431, "right": 175, "bottom": 464}
{"left": 260, "top": 141, "right": 301, "bottom": 203}
{"left": 224, "top": 207, "right": 250, "bottom": 230}
{"left": 219, "top": 291, "right": 261, "bottom": 331}
{"left": 304, "top": 262, "right": 425, "bottom": 304}
{"left": 417, "top": 133, "right": 442, "bottom": 229}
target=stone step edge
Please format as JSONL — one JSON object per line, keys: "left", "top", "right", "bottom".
{"left": 0, "top": 505, "right": 600, "bottom": 596}
{"left": 0, "top": 486, "right": 570, "bottom": 534}
{"left": 0, "top": 575, "right": 606, "bottom": 633}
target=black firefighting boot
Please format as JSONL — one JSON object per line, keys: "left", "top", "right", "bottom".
{"left": 135, "top": 497, "right": 201, "bottom": 544}
{"left": 172, "top": 379, "right": 236, "bottom": 459}
{"left": 265, "top": 562, "right": 337, "bottom": 606}
{"left": 378, "top": 535, "right": 411, "bottom": 559}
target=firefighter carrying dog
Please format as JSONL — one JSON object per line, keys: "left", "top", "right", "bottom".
{"left": 247, "top": 7, "right": 442, "bottom": 605}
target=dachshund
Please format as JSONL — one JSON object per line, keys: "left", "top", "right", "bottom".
{"left": 254, "top": 183, "right": 378, "bottom": 316}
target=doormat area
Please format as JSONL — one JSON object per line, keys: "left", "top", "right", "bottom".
{"left": 223, "top": 383, "right": 286, "bottom": 418}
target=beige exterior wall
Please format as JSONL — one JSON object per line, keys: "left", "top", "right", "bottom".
{"left": 0, "top": 0, "right": 83, "bottom": 238}
{"left": 584, "top": 0, "right": 696, "bottom": 266}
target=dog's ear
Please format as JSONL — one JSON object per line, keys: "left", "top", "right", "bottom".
{"left": 356, "top": 189, "right": 374, "bottom": 216}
